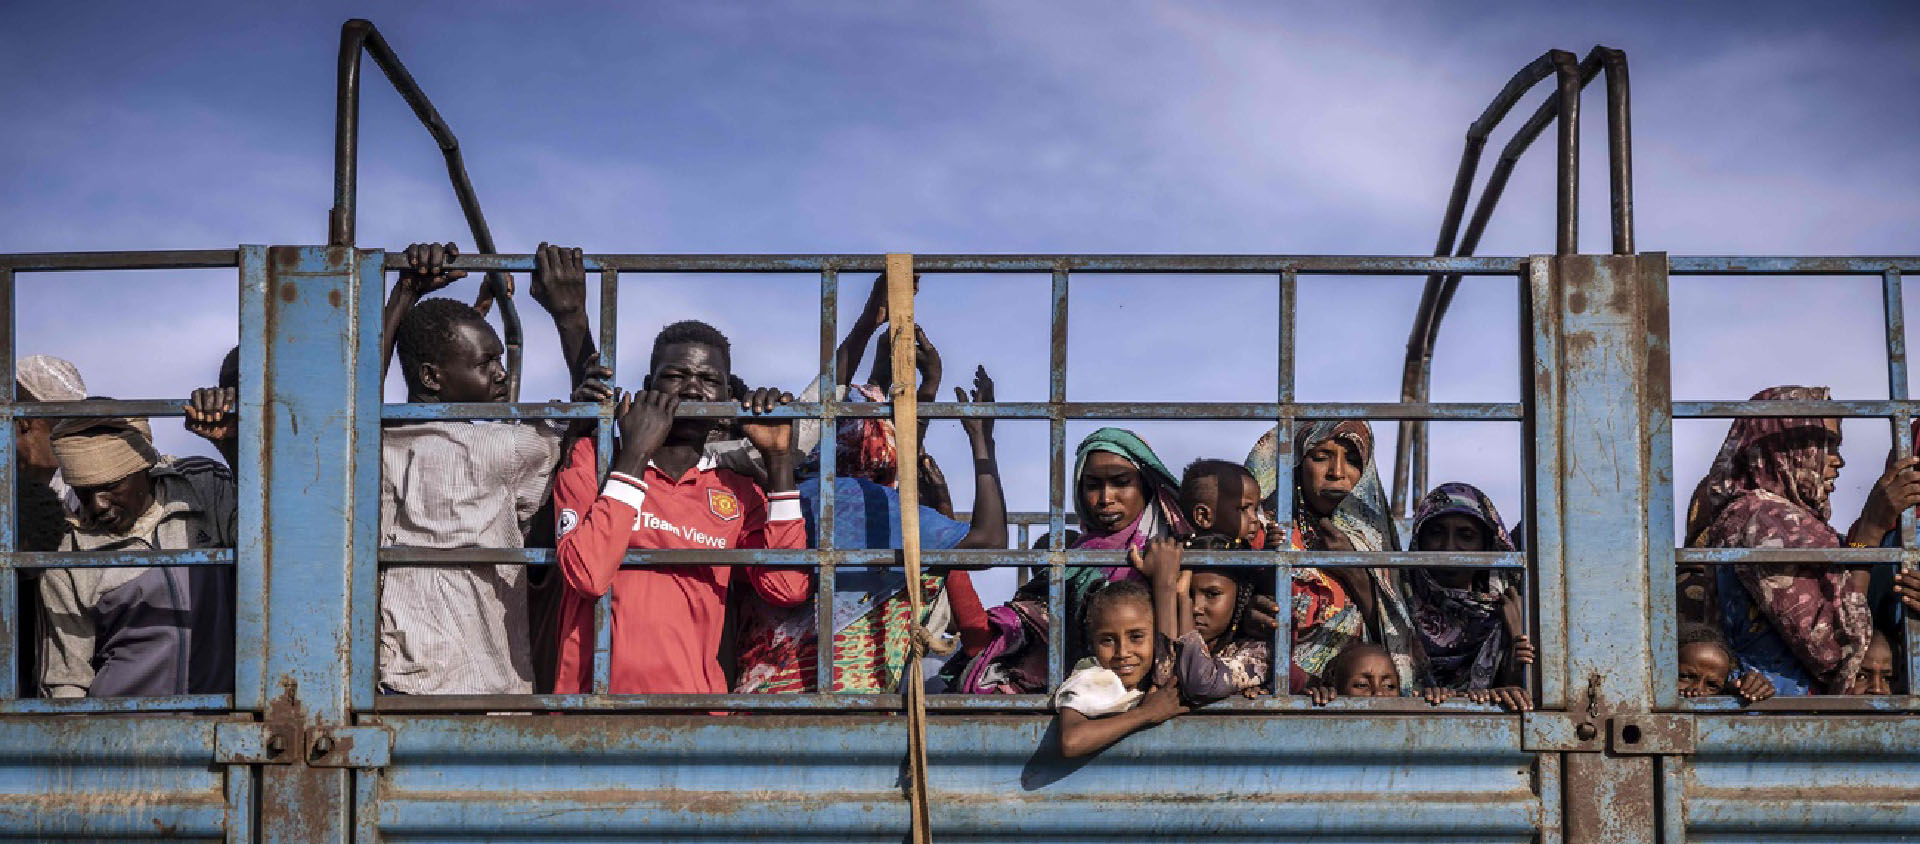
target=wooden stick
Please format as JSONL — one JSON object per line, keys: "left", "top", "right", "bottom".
{"left": 886, "top": 253, "right": 932, "bottom": 844}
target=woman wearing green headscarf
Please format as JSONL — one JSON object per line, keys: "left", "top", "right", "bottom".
{"left": 953, "top": 428, "right": 1190, "bottom": 694}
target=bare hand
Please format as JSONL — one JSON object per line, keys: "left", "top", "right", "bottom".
{"left": 1732, "top": 672, "right": 1774, "bottom": 704}
{"left": 1509, "top": 634, "right": 1537, "bottom": 666}
{"left": 954, "top": 365, "right": 995, "bottom": 442}
{"left": 1128, "top": 536, "right": 1183, "bottom": 586}
{"left": 1422, "top": 686, "right": 1453, "bottom": 706}
{"left": 1242, "top": 594, "right": 1281, "bottom": 636}
{"left": 1858, "top": 455, "right": 1920, "bottom": 539}
{"left": 913, "top": 325, "right": 943, "bottom": 401}
{"left": 530, "top": 242, "right": 589, "bottom": 318}
{"left": 859, "top": 274, "right": 890, "bottom": 326}
{"left": 571, "top": 353, "right": 614, "bottom": 404}
{"left": 1466, "top": 686, "right": 1533, "bottom": 711}
{"left": 1137, "top": 680, "right": 1189, "bottom": 724}
{"left": 1317, "top": 517, "right": 1354, "bottom": 551}
{"left": 183, "top": 387, "right": 238, "bottom": 444}
{"left": 613, "top": 389, "right": 678, "bottom": 460}
{"left": 1894, "top": 569, "right": 1920, "bottom": 614}
{"left": 397, "top": 242, "right": 467, "bottom": 297}
{"left": 738, "top": 386, "right": 795, "bottom": 456}
{"left": 1308, "top": 685, "right": 1337, "bottom": 706}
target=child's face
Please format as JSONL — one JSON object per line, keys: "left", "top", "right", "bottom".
{"left": 1337, "top": 652, "right": 1400, "bottom": 697}
{"left": 1845, "top": 633, "right": 1895, "bottom": 696}
{"left": 1089, "top": 599, "right": 1156, "bottom": 690}
{"left": 1216, "top": 473, "right": 1262, "bottom": 544}
{"left": 1677, "top": 642, "right": 1733, "bottom": 697}
{"left": 1189, "top": 572, "right": 1240, "bottom": 646}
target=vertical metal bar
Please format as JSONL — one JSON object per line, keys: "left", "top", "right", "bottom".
{"left": 253, "top": 245, "right": 362, "bottom": 844}
{"left": 1525, "top": 259, "right": 1567, "bottom": 710}
{"left": 330, "top": 30, "right": 363, "bottom": 245}
{"left": 234, "top": 247, "right": 270, "bottom": 712}
{"left": 816, "top": 267, "right": 839, "bottom": 693}
{"left": 592, "top": 436, "right": 612, "bottom": 695}
{"left": 1047, "top": 267, "right": 1069, "bottom": 688}
{"left": 593, "top": 267, "right": 618, "bottom": 696}
{"left": 1644, "top": 255, "right": 1677, "bottom": 710}
{"left": 350, "top": 251, "right": 386, "bottom": 714}
{"left": 1552, "top": 51, "right": 1582, "bottom": 256}
{"left": 1601, "top": 48, "right": 1634, "bottom": 255}
{"left": 0, "top": 269, "right": 15, "bottom": 700}
{"left": 352, "top": 769, "right": 379, "bottom": 844}
{"left": 1882, "top": 268, "right": 1918, "bottom": 693}
{"left": 1274, "top": 270, "right": 1295, "bottom": 694}
{"left": 224, "top": 764, "right": 255, "bottom": 844}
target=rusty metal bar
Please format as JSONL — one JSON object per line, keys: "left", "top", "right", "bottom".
{"left": 0, "top": 268, "right": 13, "bottom": 700}
{"left": 331, "top": 19, "right": 521, "bottom": 400}
{"left": 1274, "top": 269, "right": 1296, "bottom": 694}
{"left": 1882, "top": 267, "right": 1920, "bottom": 694}
{"left": 375, "top": 546, "right": 1525, "bottom": 569}
{"left": 1047, "top": 266, "right": 1069, "bottom": 689}
{"left": 377, "top": 400, "right": 1526, "bottom": 423}
{"left": 816, "top": 267, "right": 839, "bottom": 693}
{"left": 363, "top": 691, "right": 1522, "bottom": 713}
{"left": 9, "top": 549, "right": 237, "bottom": 569}
{"left": 1672, "top": 399, "right": 1920, "bottom": 418}
{"left": 1551, "top": 50, "right": 1581, "bottom": 256}
{"left": 0, "top": 250, "right": 241, "bottom": 271}
{"left": 1600, "top": 47, "right": 1634, "bottom": 254}
{"left": 380, "top": 253, "right": 1536, "bottom": 275}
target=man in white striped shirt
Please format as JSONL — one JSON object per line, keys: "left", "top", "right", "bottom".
{"left": 375, "top": 242, "right": 608, "bottom": 695}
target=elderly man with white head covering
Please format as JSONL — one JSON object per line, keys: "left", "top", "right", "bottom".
{"left": 36, "top": 413, "right": 237, "bottom": 698}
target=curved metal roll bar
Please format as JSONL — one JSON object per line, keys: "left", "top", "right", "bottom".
{"left": 1389, "top": 45, "right": 1633, "bottom": 519}
{"left": 329, "top": 18, "right": 524, "bottom": 400}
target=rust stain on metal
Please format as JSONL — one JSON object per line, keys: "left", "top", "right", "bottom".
{"left": 329, "top": 288, "right": 343, "bottom": 308}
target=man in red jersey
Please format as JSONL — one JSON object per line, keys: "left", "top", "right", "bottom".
{"left": 552, "top": 320, "right": 808, "bottom": 694}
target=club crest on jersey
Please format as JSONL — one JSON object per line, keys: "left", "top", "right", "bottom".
{"left": 708, "top": 488, "right": 742, "bottom": 521}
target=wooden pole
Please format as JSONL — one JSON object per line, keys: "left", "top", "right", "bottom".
{"left": 886, "top": 253, "right": 933, "bottom": 844}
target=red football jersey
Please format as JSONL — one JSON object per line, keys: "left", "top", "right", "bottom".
{"left": 552, "top": 437, "right": 809, "bottom": 694}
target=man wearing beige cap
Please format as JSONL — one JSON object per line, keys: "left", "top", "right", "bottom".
{"left": 36, "top": 414, "right": 237, "bottom": 698}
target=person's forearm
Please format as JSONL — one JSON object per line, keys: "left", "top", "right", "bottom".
{"left": 1152, "top": 578, "right": 1181, "bottom": 640}
{"left": 835, "top": 315, "right": 881, "bottom": 388}
{"left": 379, "top": 279, "right": 425, "bottom": 381}
{"left": 215, "top": 439, "right": 239, "bottom": 471}
{"left": 761, "top": 451, "right": 796, "bottom": 495}
{"left": 955, "top": 434, "right": 1008, "bottom": 549}
{"left": 550, "top": 309, "right": 599, "bottom": 389}
{"left": 1059, "top": 708, "right": 1156, "bottom": 759}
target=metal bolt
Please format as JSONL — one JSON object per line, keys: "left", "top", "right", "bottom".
{"left": 265, "top": 735, "right": 285, "bottom": 756}
{"left": 311, "top": 736, "right": 334, "bottom": 758}
{"left": 1575, "top": 722, "right": 1599, "bottom": 741}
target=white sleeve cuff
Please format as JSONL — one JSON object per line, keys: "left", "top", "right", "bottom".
{"left": 767, "top": 492, "right": 802, "bottom": 522}
{"left": 601, "top": 473, "right": 647, "bottom": 512}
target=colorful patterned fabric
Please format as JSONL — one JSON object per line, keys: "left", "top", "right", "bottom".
{"left": 1277, "top": 526, "right": 1367, "bottom": 692}
{"left": 1408, "top": 482, "right": 1520, "bottom": 691}
{"left": 1687, "top": 385, "right": 1871, "bottom": 694}
{"left": 1247, "top": 422, "right": 1428, "bottom": 691}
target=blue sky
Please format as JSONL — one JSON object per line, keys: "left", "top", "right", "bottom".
{"left": 3, "top": 1, "right": 1918, "bottom": 563}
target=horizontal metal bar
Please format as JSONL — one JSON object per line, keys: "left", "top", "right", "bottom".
{"left": 1674, "top": 547, "right": 1907, "bottom": 565}
{"left": 1668, "top": 256, "right": 1920, "bottom": 275}
{"left": 0, "top": 694, "right": 234, "bottom": 714}
{"left": 378, "top": 546, "right": 1523, "bottom": 569}
{"left": 381, "top": 401, "right": 1523, "bottom": 422}
{"left": 367, "top": 692, "right": 1522, "bottom": 713}
{"left": 8, "top": 549, "right": 236, "bottom": 569}
{"left": 8, "top": 251, "right": 1916, "bottom": 276}
{"left": 0, "top": 250, "right": 240, "bottom": 271}
{"left": 1673, "top": 399, "right": 1920, "bottom": 418}
{"left": 1678, "top": 695, "right": 1920, "bottom": 713}
{"left": 381, "top": 253, "right": 1535, "bottom": 275}
{"left": 7, "top": 399, "right": 190, "bottom": 418}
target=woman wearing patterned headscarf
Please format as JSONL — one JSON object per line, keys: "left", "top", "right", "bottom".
{"left": 955, "top": 427, "right": 1192, "bottom": 694}
{"left": 1686, "top": 385, "right": 1920, "bottom": 694}
{"left": 1408, "top": 482, "right": 1529, "bottom": 691}
{"left": 1246, "top": 421, "right": 1428, "bottom": 692}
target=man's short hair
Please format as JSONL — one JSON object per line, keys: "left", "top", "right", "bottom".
{"left": 649, "top": 320, "right": 732, "bottom": 374}
{"left": 1180, "top": 458, "right": 1253, "bottom": 509}
{"left": 396, "top": 298, "right": 492, "bottom": 390}
{"left": 218, "top": 346, "right": 240, "bottom": 391}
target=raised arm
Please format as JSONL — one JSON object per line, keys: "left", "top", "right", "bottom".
{"left": 380, "top": 242, "right": 467, "bottom": 382}
{"left": 836, "top": 276, "right": 890, "bottom": 389}
{"left": 529, "top": 243, "right": 600, "bottom": 390}
{"left": 1130, "top": 537, "right": 1184, "bottom": 641}
{"left": 183, "top": 386, "right": 239, "bottom": 470}
{"left": 951, "top": 366, "right": 1008, "bottom": 550}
